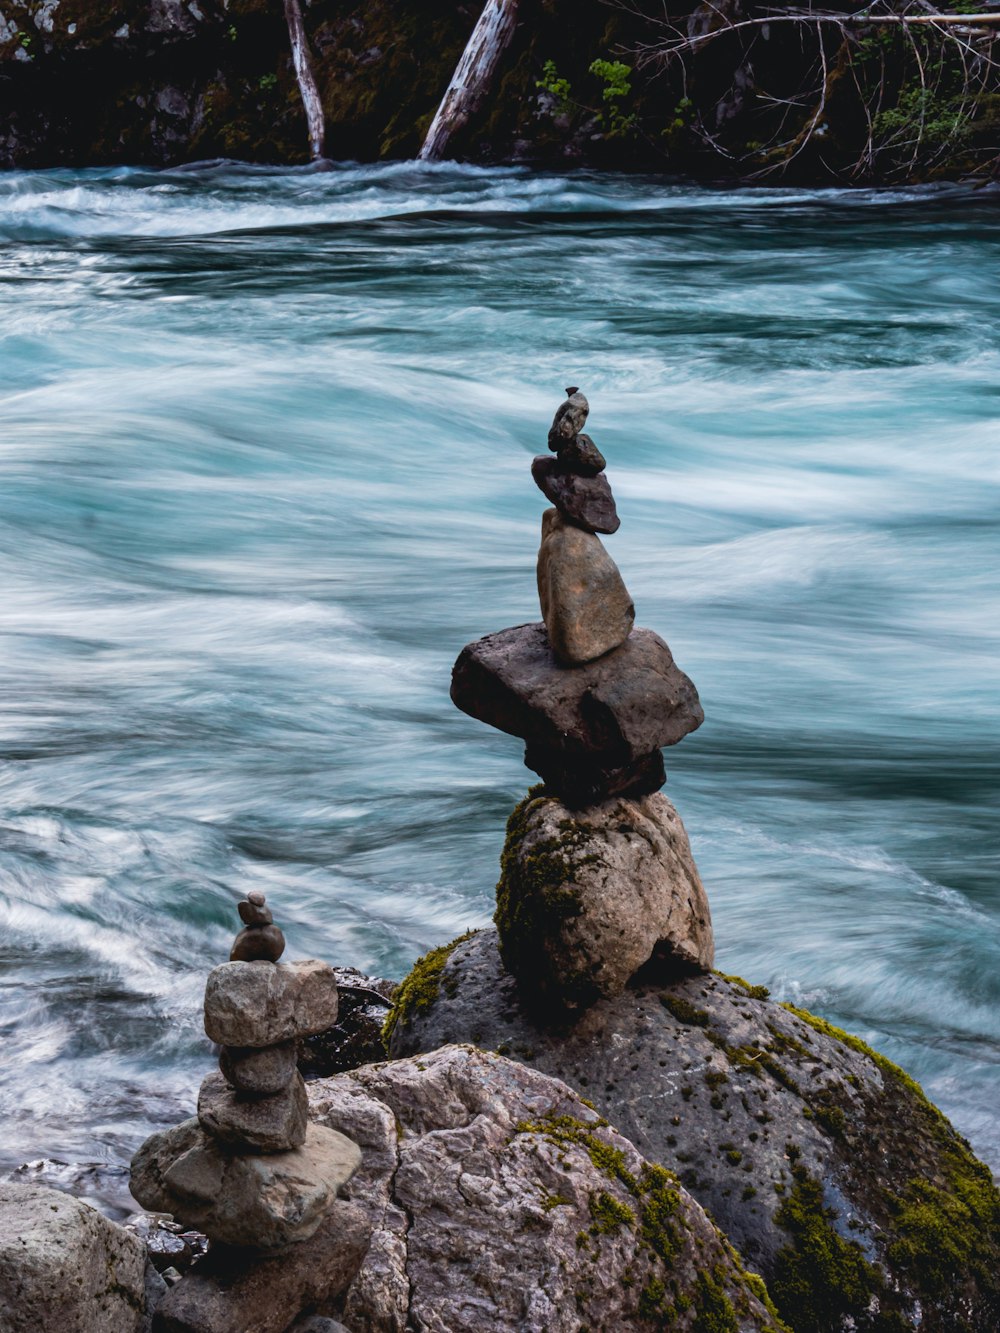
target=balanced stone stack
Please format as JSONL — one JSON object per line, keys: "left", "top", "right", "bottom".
{"left": 130, "top": 894, "right": 362, "bottom": 1252}
{"left": 452, "top": 390, "right": 714, "bottom": 1014}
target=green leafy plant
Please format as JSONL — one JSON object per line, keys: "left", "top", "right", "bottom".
{"left": 589, "top": 58, "right": 636, "bottom": 137}
{"left": 258, "top": 72, "right": 278, "bottom": 93}
{"left": 536, "top": 59, "right": 574, "bottom": 116}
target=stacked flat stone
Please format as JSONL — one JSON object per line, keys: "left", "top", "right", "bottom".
{"left": 451, "top": 389, "right": 713, "bottom": 1014}
{"left": 130, "top": 896, "right": 361, "bottom": 1251}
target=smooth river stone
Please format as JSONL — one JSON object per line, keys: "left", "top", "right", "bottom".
{"left": 238, "top": 893, "right": 273, "bottom": 926}
{"left": 230, "top": 922, "right": 286, "bottom": 963}
{"left": 197, "top": 1070, "right": 308, "bottom": 1153}
{"left": 537, "top": 508, "right": 634, "bottom": 664}
{"left": 204, "top": 960, "right": 339, "bottom": 1048}
{"left": 547, "top": 390, "right": 589, "bottom": 450}
{"left": 531, "top": 455, "right": 620, "bottom": 534}
{"left": 130, "top": 1120, "right": 362, "bottom": 1250}
{"left": 523, "top": 745, "right": 666, "bottom": 809}
{"left": 219, "top": 1040, "right": 298, "bottom": 1096}
{"left": 451, "top": 622, "right": 703, "bottom": 769}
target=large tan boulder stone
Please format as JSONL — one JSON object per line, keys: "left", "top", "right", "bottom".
{"left": 495, "top": 788, "right": 713, "bottom": 1012}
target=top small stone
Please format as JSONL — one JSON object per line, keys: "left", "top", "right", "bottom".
{"left": 548, "top": 390, "right": 589, "bottom": 453}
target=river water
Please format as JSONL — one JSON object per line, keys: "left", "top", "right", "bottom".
{"left": 0, "top": 163, "right": 997, "bottom": 1205}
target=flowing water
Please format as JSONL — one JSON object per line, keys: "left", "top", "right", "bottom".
{"left": 0, "top": 162, "right": 998, "bottom": 1212}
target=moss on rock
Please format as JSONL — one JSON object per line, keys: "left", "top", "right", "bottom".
{"left": 380, "top": 930, "right": 474, "bottom": 1048}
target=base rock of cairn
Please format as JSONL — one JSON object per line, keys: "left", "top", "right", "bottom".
{"left": 496, "top": 788, "right": 713, "bottom": 1013}
{"left": 451, "top": 389, "right": 711, "bottom": 1013}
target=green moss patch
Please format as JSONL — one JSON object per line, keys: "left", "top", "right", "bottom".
{"left": 380, "top": 930, "right": 474, "bottom": 1047}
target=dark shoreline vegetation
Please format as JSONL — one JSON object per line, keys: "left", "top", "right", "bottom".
{"left": 1, "top": 0, "right": 999, "bottom": 184}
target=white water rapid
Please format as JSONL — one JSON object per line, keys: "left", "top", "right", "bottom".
{"left": 419, "top": 0, "right": 519, "bottom": 161}
{"left": 283, "top": 0, "right": 326, "bottom": 161}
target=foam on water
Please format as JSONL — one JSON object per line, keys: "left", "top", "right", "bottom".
{"left": 0, "top": 163, "right": 997, "bottom": 1198}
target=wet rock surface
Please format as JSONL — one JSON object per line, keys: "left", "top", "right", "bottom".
{"left": 531, "top": 455, "right": 620, "bottom": 534}
{"left": 299, "top": 967, "right": 396, "bottom": 1080}
{"left": 130, "top": 1120, "right": 361, "bottom": 1250}
{"left": 390, "top": 931, "right": 1000, "bottom": 1333}
{"left": 537, "top": 507, "right": 634, "bottom": 664}
{"left": 495, "top": 789, "right": 713, "bottom": 1013}
{"left": 308, "top": 1044, "right": 776, "bottom": 1333}
{"left": 451, "top": 621, "right": 703, "bottom": 774}
{"left": 0, "top": 1181, "right": 148, "bottom": 1333}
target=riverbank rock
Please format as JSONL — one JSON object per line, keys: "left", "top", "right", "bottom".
{"left": 298, "top": 967, "right": 397, "bottom": 1079}
{"left": 531, "top": 455, "right": 621, "bottom": 534}
{"left": 203, "top": 960, "right": 339, "bottom": 1047}
{"left": 196, "top": 1070, "right": 309, "bottom": 1153}
{"left": 451, "top": 622, "right": 702, "bottom": 794}
{"left": 496, "top": 788, "right": 713, "bottom": 1013}
{"left": 0, "top": 1181, "right": 148, "bottom": 1333}
{"left": 220, "top": 1040, "right": 298, "bottom": 1096}
{"left": 149, "top": 1202, "right": 370, "bottom": 1333}
{"left": 537, "top": 507, "right": 634, "bottom": 664}
{"left": 387, "top": 930, "right": 1000, "bottom": 1333}
{"left": 306, "top": 1044, "right": 778, "bottom": 1333}
{"left": 130, "top": 1120, "right": 361, "bottom": 1250}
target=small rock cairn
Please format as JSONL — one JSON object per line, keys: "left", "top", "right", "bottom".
{"left": 452, "top": 390, "right": 715, "bottom": 1014}
{"left": 130, "top": 893, "right": 361, "bottom": 1252}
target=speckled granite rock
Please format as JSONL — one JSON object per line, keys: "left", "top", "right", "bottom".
{"left": 495, "top": 788, "right": 713, "bottom": 1013}
{"left": 307, "top": 1044, "right": 778, "bottom": 1333}
{"left": 387, "top": 929, "right": 1000, "bottom": 1333}
{"left": 203, "top": 960, "right": 339, "bottom": 1048}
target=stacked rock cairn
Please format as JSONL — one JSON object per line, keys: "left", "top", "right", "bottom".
{"left": 130, "top": 893, "right": 362, "bottom": 1253}
{"left": 452, "top": 389, "right": 715, "bottom": 1014}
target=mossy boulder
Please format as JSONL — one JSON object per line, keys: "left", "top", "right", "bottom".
{"left": 308, "top": 1043, "right": 782, "bottom": 1331}
{"left": 390, "top": 929, "right": 1000, "bottom": 1332}
{"left": 495, "top": 787, "right": 713, "bottom": 1014}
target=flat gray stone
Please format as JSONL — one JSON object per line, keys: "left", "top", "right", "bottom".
{"left": 450, "top": 621, "right": 703, "bottom": 768}
{"left": 495, "top": 790, "right": 713, "bottom": 1013}
{"left": 0, "top": 1182, "right": 147, "bottom": 1333}
{"left": 203, "top": 960, "right": 339, "bottom": 1048}
{"left": 537, "top": 507, "right": 634, "bottom": 664}
{"left": 130, "top": 1121, "right": 361, "bottom": 1250}
{"left": 197, "top": 1071, "right": 308, "bottom": 1153}
{"left": 219, "top": 1040, "right": 297, "bottom": 1096}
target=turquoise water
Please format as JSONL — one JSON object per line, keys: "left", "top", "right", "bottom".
{"left": 0, "top": 163, "right": 997, "bottom": 1192}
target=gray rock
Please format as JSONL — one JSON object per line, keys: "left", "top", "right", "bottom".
{"left": 298, "top": 967, "right": 396, "bottom": 1080}
{"left": 197, "top": 1070, "right": 309, "bottom": 1153}
{"left": 495, "top": 790, "right": 714, "bottom": 1012}
{"left": 204, "top": 960, "right": 339, "bottom": 1048}
{"left": 229, "top": 923, "right": 286, "bottom": 964}
{"left": 150, "top": 1202, "right": 370, "bottom": 1333}
{"left": 537, "top": 507, "right": 634, "bottom": 664}
{"left": 307, "top": 1045, "right": 775, "bottom": 1333}
{"left": 532, "top": 455, "right": 620, "bottom": 534}
{"left": 130, "top": 1121, "right": 361, "bottom": 1250}
{"left": 547, "top": 389, "right": 589, "bottom": 450}
{"left": 288, "top": 1319, "right": 351, "bottom": 1333}
{"left": 0, "top": 1182, "right": 147, "bottom": 1333}
{"left": 220, "top": 1040, "right": 298, "bottom": 1096}
{"left": 450, "top": 621, "right": 703, "bottom": 773}
{"left": 389, "top": 931, "right": 1000, "bottom": 1331}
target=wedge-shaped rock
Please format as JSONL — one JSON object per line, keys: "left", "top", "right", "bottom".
{"left": 532, "top": 455, "right": 620, "bottom": 534}
{"left": 204, "top": 960, "right": 338, "bottom": 1048}
{"left": 495, "top": 789, "right": 713, "bottom": 1012}
{"left": 451, "top": 621, "right": 702, "bottom": 767}
{"left": 130, "top": 1120, "right": 360, "bottom": 1250}
{"left": 198, "top": 1070, "right": 308, "bottom": 1153}
{"left": 537, "top": 508, "right": 634, "bottom": 664}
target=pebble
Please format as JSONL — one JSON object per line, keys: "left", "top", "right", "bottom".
{"left": 230, "top": 923, "right": 286, "bottom": 963}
